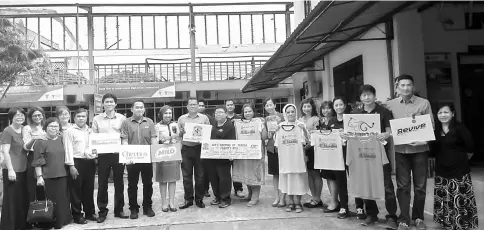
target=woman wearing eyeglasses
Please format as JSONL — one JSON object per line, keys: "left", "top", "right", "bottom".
{"left": 33, "top": 117, "right": 72, "bottom": 229}
{"left": 0, "top": 108, "right": 29, "bottom": 230}
{"left": 56, "top": 106, "right": 73, "bottom": 134}
{"left": 22, "top": 107, "right": 47, "bottom": 204}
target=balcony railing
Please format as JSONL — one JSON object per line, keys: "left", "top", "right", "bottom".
{"left": 95, "top": 56, "right": 269, "bottom": 83}
{"left": 4, "top": 57, "right": 268, "bottom": 86}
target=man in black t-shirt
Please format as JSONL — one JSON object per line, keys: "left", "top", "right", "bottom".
{"left": 351, "top": 85, "right": 397, "bottom": 229}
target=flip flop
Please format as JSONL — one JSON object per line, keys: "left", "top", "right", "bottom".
{"left": 285, "top": 204, "right": 295, "bottom": 212}
{"left": 295, "top": 204, "right": 303, "bottom": 213}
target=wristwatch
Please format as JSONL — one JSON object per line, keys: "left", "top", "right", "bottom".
{"left": 37, "top": 175, "right": 43, "bottom": 178}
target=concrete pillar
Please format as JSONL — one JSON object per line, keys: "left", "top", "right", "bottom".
{"left": 293, "top": 1, "right": 305, "bottom": 27}
{"left": 393, "top": 10, "right": 427, "bottom": 97}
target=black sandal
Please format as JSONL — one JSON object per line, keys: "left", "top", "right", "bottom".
{"left": 304, "top": 200, "right": 323, "bottom": 208}
{"left": 169, "top": 205, "right": 177, "bottom": 212}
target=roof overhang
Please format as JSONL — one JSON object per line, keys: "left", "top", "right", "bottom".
{"left": 241, "top": 1, "right": 427, "bottom": 93}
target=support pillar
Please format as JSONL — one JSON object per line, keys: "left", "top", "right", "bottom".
{"left": 393, "top": 10, "right": 426, "bottom": 97}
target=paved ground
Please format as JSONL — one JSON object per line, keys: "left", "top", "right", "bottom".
{"left": 1, "top": 165, "right": 483, "bottom": 230}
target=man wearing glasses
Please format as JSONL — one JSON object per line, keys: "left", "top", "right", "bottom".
{"left": 178, "top": 98, "right": 211, "bottom": 209}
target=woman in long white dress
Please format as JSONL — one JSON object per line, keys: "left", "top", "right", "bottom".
{"left": 275, "top": 104, "right": 309, "bottom": 213}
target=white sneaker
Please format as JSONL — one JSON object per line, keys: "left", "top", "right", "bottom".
{"left": 356, "top": 208, "right": 366, "bottom": 219}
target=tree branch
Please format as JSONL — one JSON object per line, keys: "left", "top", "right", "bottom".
{"left": 0, "top": 79, "right": 14, "bottom": 102}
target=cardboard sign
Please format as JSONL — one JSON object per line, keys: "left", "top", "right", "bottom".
{"left": 390, "top": 114, "right": 435, "bottom": 145}
{"left": 118, "top": 145, "right": 151, "bottom": 163}
{"left": 182, "top": 123, "right": 212, "bottom": 143}
{"left": 343, "top": 114, "right": 381, "bottom": 136}
{"left": 150, "top": 142, "right": 182, "bottom": 162}
{"left": 90, "top": 133, "right": 121, "bottom": 154}
{"left": 201, "top": 140, "right": 262, "bottom": 159}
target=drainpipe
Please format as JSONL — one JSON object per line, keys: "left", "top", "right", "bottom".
{"left": 385, "top": 21, "right": 395, "bottom": 99}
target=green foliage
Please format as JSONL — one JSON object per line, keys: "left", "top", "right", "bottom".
{"left": 0, "top": 18, "right": 52, "bottom": 98}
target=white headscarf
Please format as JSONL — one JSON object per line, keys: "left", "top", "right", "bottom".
{"left": 281, "top": 103, "right": 308, "bottom": 143}
{"left": 282, "top": 104, "right": 305, "bottom": 126}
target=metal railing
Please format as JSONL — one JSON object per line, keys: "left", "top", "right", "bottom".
{"left": 95, "top": 56, "right": 269, "bottom": 83}
{"left": 10, "top": 68, "right": 92, "bottom": 86}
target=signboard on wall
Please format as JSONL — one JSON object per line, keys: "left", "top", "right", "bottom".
{"left": 98, "top": 82, "right": 175, "bottom": 99}
{"left": 0, "top": 85, "right": 64, "bottom": 103}
{"left": 93, "top": 93, "right": 104, "bottom": 114}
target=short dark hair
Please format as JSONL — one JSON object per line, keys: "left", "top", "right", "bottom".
{"left": 55, "top": 106, "right": 69, "bottom": 118}
{"left": 102, "top": 93, "right": 118, "bottom": 104}
{"left": 157, "top": 105, "right": 173, "bottom": 122}
{"left": 435, "top": 102, "right": 457, "bottom": 135}
{"left": 74, "top": 108, "right": 88, "bottom": 115}
{"left": 319, "top": 101, "right": 335, "bottom": 118}
{"left": 43, "top": 117, "right": 62, "bottom": 132}
{"left": 132, "top": 99, "right": 145, "bottom": 107}
{"left": 359, "top": 84, "right": 376, "bottom": 96}
{"left": 263, "top": 98, "right": 274, "bottom": 107}
{"left": 198, "top": 99, "right": 206, "bottom": 105}
{"left": 225, "top": 99, "right": 235, "bottom": 105}
{"left": 333, "top": 96, "right": 349, "bottom": 114}
{"left": 187, "top": 97, "right": 198, "bottom": 104}
{"left": 300, "top": 98, "right": 318, "bottom": 117}
{"left": 7, "top": 107, "right": 26, "bottom": 122}
{"left": 396, "top": 74, "right": 414, "bottom": 84}
{"left": 214, "top": 105, "right": 227, "bottom": 113}
{"left": 241, "top": 103, "right": 257, "bottom": 119}
{"left": 27, "top": 106, "right": 46, "bottom": 126}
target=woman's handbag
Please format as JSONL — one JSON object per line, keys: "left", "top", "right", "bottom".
{"left": 27, "top": 186, "right": 54, "bottom": 224}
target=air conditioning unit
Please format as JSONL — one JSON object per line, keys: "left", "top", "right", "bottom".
{"left": 175, "top": 91, "right": 189, "bottom": 100}
{"left": 64, "top": 95, "right": 77, "bottom": 104}
{"left": 196, "top": 91, "right": 217, "bottom": 100}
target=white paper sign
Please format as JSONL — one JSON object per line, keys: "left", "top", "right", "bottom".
{"left": 118, "top": 145, "right": 151, "bottom": 163}
{"left": 343, "top": 114, "right": 381, "bottom": 136}
{"left": 182, "top": 123, "right": 212, "bottom": 143}
{"left": 390, "top": 114, "right": 435, "bottom": 145}
{"left": 90, "top": 133, "right": 121, "bottom": 154}
{"left": 201, "top": 140, "right": 262, "bottom": 159}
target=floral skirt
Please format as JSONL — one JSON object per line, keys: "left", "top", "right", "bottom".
{"left": 433, "top": 173, "right": 479, "bottom": 230}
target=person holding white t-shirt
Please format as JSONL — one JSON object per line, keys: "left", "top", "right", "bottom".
{"left": 275, "top": 104, "right": 309, "bottom": 213}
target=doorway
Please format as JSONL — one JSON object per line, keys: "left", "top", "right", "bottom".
{"left": 458, "top": 54, "right": 484, "bottom": 163}
{"left": 333, "top": 55, "right": 364, "bottom": 105}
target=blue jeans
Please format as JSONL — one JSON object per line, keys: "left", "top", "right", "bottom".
{"left": 396, "top": 151, "right": 428, "bottom": 224}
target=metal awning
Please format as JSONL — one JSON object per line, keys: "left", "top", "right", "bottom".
{"left": 241, "top": 1, "right": 426, "bottom": 93}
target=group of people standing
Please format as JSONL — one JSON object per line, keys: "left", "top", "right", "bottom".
{"left": 260, "top": 74, "right": 478, "bottom": 230}
{"left": 0, "top": 74, "right": 479, "bottom": 230}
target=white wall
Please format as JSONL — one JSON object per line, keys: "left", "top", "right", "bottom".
{"left": 319, "top": 24, "right": 392, "bottom": 101}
